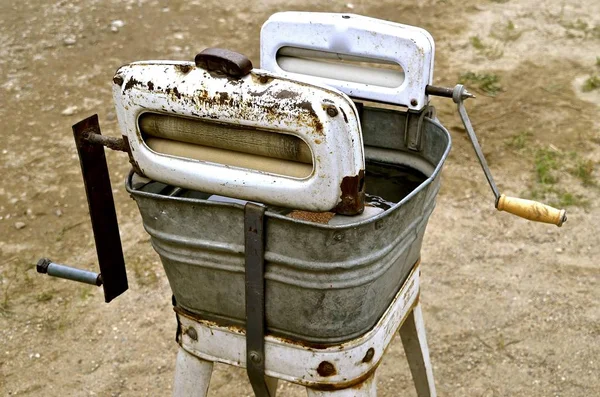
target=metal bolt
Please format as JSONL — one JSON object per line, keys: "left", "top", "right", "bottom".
{"left": 186, "top": 327, "right": 198, "bottom": 341}
{"left": 326, "top": 106, "right": 339, "bottom": 117}
{"left": 249, "top": 351, "right": 262, "bottom": 364}
{"left": 258, "top": 75, "right": 270, "bottom": 84}
{"left": 410, "top": 98, "right": 418, "bottom": 107}
{"left": 113, "top": 75, "right": 124, "bottom": 86}
{"left": 362, "top": 347, "right": 375, "bottom": 363}
{"left": 317, "top": 361, "right": 337, "bottom": 377}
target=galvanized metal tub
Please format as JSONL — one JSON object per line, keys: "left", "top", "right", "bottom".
{"left": 126, "top": 111, "right": 450, "bottom": 344}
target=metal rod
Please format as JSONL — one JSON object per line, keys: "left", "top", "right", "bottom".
{"left": 84, "top": 132, "right": 128, "bottom": 152}
{"left": 451, "top": 85, "right": 500, "bottom": 201}
{"left": 36, "top": 258, "right": 102, "bottom": 286}
{"left": 426, "top": 84, "right": 475, "bottom": 100}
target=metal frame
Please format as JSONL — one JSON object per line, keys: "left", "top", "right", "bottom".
{"left": 173, "top": 263, "right": 436, "bottom": 396}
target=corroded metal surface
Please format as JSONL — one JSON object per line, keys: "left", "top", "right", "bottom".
{"left": 113, "top": 60, "right": 365, "bottom": 213}
{"left": 173, "top": 263, "right": 422, "bottom": 390}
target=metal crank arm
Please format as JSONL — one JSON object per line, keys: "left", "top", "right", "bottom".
{"left": 426, "top": 84, "right": 567, "bottom": 227}
{"left": 37, "top": 115, "right": 129, "bottom": 302}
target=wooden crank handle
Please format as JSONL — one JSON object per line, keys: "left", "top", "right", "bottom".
{"left": 496, "top": 194, "right": 567, "bottom": 227}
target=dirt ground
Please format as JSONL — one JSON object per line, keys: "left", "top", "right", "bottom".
{"left": 1, "top": 0, "right": 599, "bottom": 396}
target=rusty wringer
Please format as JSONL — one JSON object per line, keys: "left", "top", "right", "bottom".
{"left": 37, "top": 12, "right": 567, "bottom": 397}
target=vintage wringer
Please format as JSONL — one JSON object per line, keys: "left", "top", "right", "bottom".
{"left": 37, "top": 12, "right": 567, "bottom": 397}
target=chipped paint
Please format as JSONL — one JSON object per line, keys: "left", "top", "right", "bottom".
{"left": 112, "top": 61, "right": 365, "bottom": 213}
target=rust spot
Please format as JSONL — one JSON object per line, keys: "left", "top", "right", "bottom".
{"left": 287, "top": 211, "right": 335, "bottom": 224}
{"left": 249, "top": 86, "right": 273, "bottom": 97}
{"left": 122, "top": 136, "right": 143, "bottom": 175}
{"left": 317, "top": 361, "right": 337, "bottom": 377}
{"left": 362, "top": 348, "right": 375, "bottom": 363}
{"left": 314, "top": 139, "right": 322, "bottom": 144}
{"left": 334, "top": 169, "right": 365, "bottom": 216}
{"left": 172, "top": 87, "right": 181, "bottom": 99}
{"left": 147, "top": 81, "right": 154, "bottom": 91}
{"left": 124, "top": 77, "right": 142, "bottom": 92}
{"left": 175, "top": 64, "right": 194, "bottom": 74}
{"left": 251, "top": 73, "right": 273, "bottom": 84}
{"left": 340, "top": 107, "right": 348, "bottom": 123}
{"left": 273, "top": 89, "right": 299, "bottom": 100}
{"left": 298, "top": 361, "right": 381, "bottom": 391}
{"left": 113, "top": 75, "right": 124, "bottom": 86}
{"left": 217, "top": 91, "right": 230, "bottom": 105}
{"left": 296, "top": 101, "right": 323, "bottom": 135}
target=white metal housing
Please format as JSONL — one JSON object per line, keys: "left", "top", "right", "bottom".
{"left": 112, "top": 61, "right": 364, "bottom": 212}
{"left": 260, "top": 12, "right": 435, "bottom": 109}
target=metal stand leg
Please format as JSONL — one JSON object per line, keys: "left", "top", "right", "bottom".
{"left": 173, "top": 347, "right": 214, "bottom": 397}
{"left": 305, "top": 372, "right": 377, "bottom": 396}
{"left": 399, "top": 303, "right": 436, "bottom": 397}
{"left": 265, "top": 376, "right": 279, "bottom": 396}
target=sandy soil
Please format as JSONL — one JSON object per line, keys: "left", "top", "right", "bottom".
{"left": 1, "top": 0, "right": 599, "bottom": 396}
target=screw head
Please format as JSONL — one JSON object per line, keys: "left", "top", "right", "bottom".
{"left": 410, "top": 98, "right": 418, "bottom": 107}
{"left": 249, "top": 351, "right": 262, "bottom": 364}
{"left": 326, "top": 106, "right": 339, "bottom": 117}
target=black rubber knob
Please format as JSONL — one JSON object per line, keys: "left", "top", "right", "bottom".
{"left": 195, "top": 48, "right": 253, "bottom": 77}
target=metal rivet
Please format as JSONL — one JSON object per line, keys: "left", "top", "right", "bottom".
{"left": 249, "top": 351, "right": 262, "bottom": 364}
{"left": 326, "top": 106, "right": 339, "bottom": 117}
{"left": 317, "top": 361, "right": 337, "bottom": 377}
{"left": 362, "top": 348, "right": 375, "bottom": 363}
{"left": 186, "top": 327, "right": 198, "bottom": 341}
{"left": 258, "top": 75, "right": 269, "bottom": 84}
{"left": 333, "top": 233, "right": 344, "bottom": 242}
{"left": 410, "top": 98, "right": 418, "bottom": 106}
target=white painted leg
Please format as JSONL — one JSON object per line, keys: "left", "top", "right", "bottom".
{"left": 399, "top": 303, "right": 436, "bottom": 397}
{"left": 305, "top": 372, "right": 376, "bottom": 397}
{"left": 173, "top": 347, "right": 214, "bottom": 397}
{"left": 265, "top": 375, "right": 279, "bottom": 396}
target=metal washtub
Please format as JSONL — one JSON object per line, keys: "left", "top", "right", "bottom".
{"left": 126, "top": 109, "right": 451, "bottom": 344}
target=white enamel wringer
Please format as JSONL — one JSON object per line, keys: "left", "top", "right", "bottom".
{"left": 37, "top": 12, "right": 567, "bottom": 397}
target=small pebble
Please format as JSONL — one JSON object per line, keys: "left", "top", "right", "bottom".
{"left": 55, "top": 209, "right": 63, "bottom": 217}
{"left": 61, "top": 106, "right": 78, "bottom": 116}
{"left": 346, "top": 3, "right": 354, "bottom": 8}
{"left": 555, "top": 247, "right": 563, "bottom": 253}
{"left": 110, "top": 20, "right": 125, "bottom": 32}
{"left": 14, "top": 221, "right": 26, "bottom": 230}
{"left": 63, "top": 36, "right": 77, "bottom": 46}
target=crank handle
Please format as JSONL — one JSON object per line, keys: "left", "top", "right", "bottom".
{"left": 496, "top": 195, "right": 567, "bottom": 227}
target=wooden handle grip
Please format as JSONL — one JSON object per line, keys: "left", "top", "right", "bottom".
{"left": 496, "top": 194, "right": 567, "bottom": 227}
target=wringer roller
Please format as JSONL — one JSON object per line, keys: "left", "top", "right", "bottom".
{"left": 36, "top": 11, "right": 567, "bottom": 396}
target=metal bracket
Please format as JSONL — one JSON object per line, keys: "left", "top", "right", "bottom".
{"left": 244, "top": 203, "right": 271, "bottom": 397}
{"left": 404, "top": 106, "right": 435, "bottom": 152}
